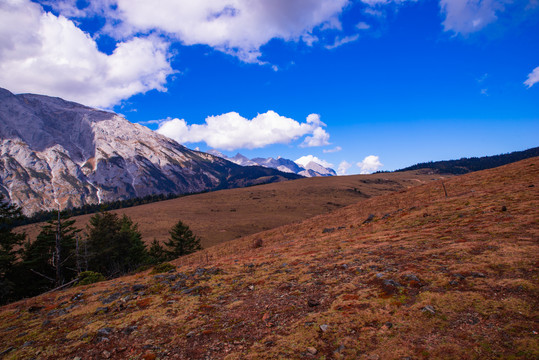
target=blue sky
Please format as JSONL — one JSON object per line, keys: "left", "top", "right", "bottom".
{"left": 1, "top": 0, "right": 538, "bottom": 174}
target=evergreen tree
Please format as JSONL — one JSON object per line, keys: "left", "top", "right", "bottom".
{"left": 164, "top": 220, "right": 202, "bottom": 258}
{"left": 20, "top": 212, "right": 80, "bottom": 296}
{"left": 0, "top": 194, "right": 25, "bottom": 304}
{"left": 148, "top": 239, "right": 169, "bottom": 264}
{"left": 86, "top": 212, "right": 147, "bottom": 276}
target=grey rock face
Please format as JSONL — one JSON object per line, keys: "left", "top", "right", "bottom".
{"left": 0, "top": 88, "right": 298, "bottom": 215}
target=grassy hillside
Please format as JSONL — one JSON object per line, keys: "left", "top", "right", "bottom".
{"left": 2, "top": 158, "right": 537, "bottom": 359}
{"left": 17, "top": 170, "right": 442, "bottom": 248}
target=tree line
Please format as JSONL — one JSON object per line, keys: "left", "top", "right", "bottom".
{"left": 396, "top": 146, "right": 539, "bottom": 175}
{"left": 0, "top": 193, "right": 201, "bottom": 305}
{"left": 15, "top": 192, "right": 188, "bottom": 227}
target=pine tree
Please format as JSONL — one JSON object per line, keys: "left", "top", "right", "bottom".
{"left": 164, "top": 221, "right": 202, "bottom": 258}
{"left": 0, "top": 194, "right": 25, "bottom": 304}
{"left": 21, "top": 211, "right": 80, "bottom": 295}
{"left": 148, "top": 239, "right": 169, "bottom": 264}
{"left": 86, "top": 212, "right": 147, "bottom": 276}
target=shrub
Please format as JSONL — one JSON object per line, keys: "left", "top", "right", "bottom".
{"left": 77, "top": 271, "right": 105, "bottom": 286}
{"left": 150, "top": 262, "right": 176, "bottom": 274}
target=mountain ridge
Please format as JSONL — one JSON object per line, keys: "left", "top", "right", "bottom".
{"left": 0, "top": 88, "right": 300, "bottom": 215}
{"left": 216, "top": 152, "right": 337, "bottom": 177}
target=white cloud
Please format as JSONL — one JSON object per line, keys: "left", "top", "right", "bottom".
{"left": 439, "top": 0, "right": 508, "bottom": 34}
{"left": 356, "top": 22, "right": 371, "bottom": 30}
{"left": 0, "top": 0, "right": 173, "bottom": 108}
{"left": 157, "top": 111, "right": 330, "bottom": 151}
{"left": 524, "top": 66, "right": 539, "bottom": 88}
{"left": 299, "top": 114, "right": 331, "bottom": 147}
{"left": 295, "top": 155, "right": 333, "bottom": 168}
{"left": 337, "top": 160, "right": 352, "bottom": 175}
{"left": 357, "top": 155, "right": 383, "bottom": 174}
{"left": 48, "top": 0, "right": 351, "bottom": 64}
{"left": 323, "top": 146, "right": 342, "bottom": 153}
{"left": 325, "top": 34, "right": 360, "bottom": 50}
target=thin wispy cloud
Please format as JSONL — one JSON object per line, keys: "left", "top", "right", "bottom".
{"left": 524, "top": 66, "right": 539, "bottom": 88}
{"left": 324, "top": 146, "right": 342, "bottom": 153}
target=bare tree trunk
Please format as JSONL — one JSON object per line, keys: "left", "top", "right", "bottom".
{"left": 55, "top": 207, "right": 63, "bottom": 286}
{"left": 75, "top": 235, "right": 81, "bottom": 274}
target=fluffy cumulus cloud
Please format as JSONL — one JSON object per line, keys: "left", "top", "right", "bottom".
{"left": 295, "top": 155, "right": 333, "bottom": 168}
{"left": 356, "top": 155, "right": 383, "bottom": 174}
{"left": 157, "top": 111, "right": 330, "bottom": 150}
{"left": 300, "top": 114, "right": 331, "bottom": 147}
{"left": 439, "top": 0, "right": 508, "bottom": 34}
{"left": 45, "top": 0, "right": 351, "bottom": 63}
{"left": 0, "top": 0, "right": 173, "bottom": 108}
{"left": 524, "top": 66, "right": 539, "bottom": 88}
{"left": 337, "top": 160, "right": 352, "bottom": 175}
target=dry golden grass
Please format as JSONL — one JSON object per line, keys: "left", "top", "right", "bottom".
{"left": 2, "top": 159, "right": 537, "bottom": 359}
{"left": 17, "top": 170, "right": 443, "bottom": 248}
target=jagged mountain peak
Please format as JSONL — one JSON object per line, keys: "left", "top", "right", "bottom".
{"left": 0, "top": 88, "right": 300, "bottom": 215}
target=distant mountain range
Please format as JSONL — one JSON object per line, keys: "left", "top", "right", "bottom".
{"left": 397, "top": 146, "right": 539, "bottom": 174}
{"left": 209, "top": 151, "right": 337, "bottom": 177}
{"left": 0, "top": 88, "right": 300, "bottom": 215}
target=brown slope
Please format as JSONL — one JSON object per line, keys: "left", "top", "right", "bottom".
{"left": 1, "top": 158, "right": 537, "bottom": 360}
{"left": 17, "top": 170, "right": 443, "bottom": 248}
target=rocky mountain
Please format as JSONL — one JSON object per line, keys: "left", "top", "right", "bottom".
{"left": 220, "top": 153, "right": 336, "bottom": 177}
{"left": 0, "top": 88, "right": 300, "bottom": 215}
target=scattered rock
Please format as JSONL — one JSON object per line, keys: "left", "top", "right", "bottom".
{"left": 307, "top": 299, "right": 320, "bottom": 307}
{"left": 306, "top": 347, "right": 317, "bottom": 355}
{"left": 101, "top": 292, "right": 122, "bottom": 305}
{"left": 122, "top": 326, "right": 137, "bottom": 335}
{"left": 186, "top": 331, "right": 196, "bottom": 338}
{"left": 470, "top": 271, "right": 486, "bottom": 278}
{"left": 97, "top": 327, "right": 113, "bottom": 336}
{"left": 181, "top": 285, "right": 209, "bottom": 296}
{"left": 322, "top": 227, "right": 335, "bottom": 233}
{"left": 501, "top": 206, "right": 507, "bottom": 212}
{"left": 384, "top": 322, "right": 393, "bottom": 329}
{"left": 334, "top": 344, "right": 345, "bottom": 354}
{"left": 0, "top": 347, "right": 14, "bottom": 356}
{"left": 382, "top": 213, "right": 391, "bottom": 219}
{"left": 102, "top": 350, "right": 111, "bottom": 359}
{"left": 383, "top": 279, "right": 402, "bottom": 288}
{"left": 363, "top": 214, "right": 375, "bottom": 224}
{"left": 132, "top": 284, "right": 147, "bottom": 292}
{"left": 421, "top": 305, "right": 436, "bottom": 315}
{"left": 403, "top": 274, "right": 421, "bottom": 283}
{"left": 28, "top": 305, "right": 44, "bottom": 313}
{"left": 94, "top": 307, "right": 109, "bottom": 315}
{"left": 320, "top": 324, "right": 328, "bottom": 332}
